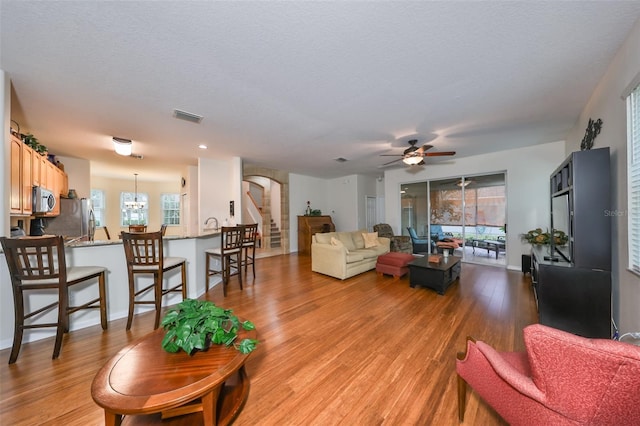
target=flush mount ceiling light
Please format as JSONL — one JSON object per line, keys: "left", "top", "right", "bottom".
{"left": 113, "top": 137, "right": 132, "bottom": 156}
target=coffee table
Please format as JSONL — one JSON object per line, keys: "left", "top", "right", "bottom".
{"left": 91, "top": 327, "right": 257, "bottom": 426}
{"left": 408, "top": 255, "right": 461, "bottom": 294}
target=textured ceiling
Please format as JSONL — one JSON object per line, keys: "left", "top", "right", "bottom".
{"left": 2, "top": 1, "right": 639, "bottom": 181}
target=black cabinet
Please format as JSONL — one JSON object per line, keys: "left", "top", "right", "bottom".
{"left": 531, "top": 148, "right": 612, "bottom": 339}
{"left": 532, "top": 247, "right": 611, "bottom": 338}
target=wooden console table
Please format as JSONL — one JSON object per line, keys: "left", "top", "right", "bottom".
{"left": 91, "top": 327, "right": 257, "bottom": 426}
{"left": 297, "top": 215, "right": 335, "bottom": 255}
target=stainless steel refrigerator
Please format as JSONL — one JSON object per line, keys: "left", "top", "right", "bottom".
{"left": 44, "top": 198, "right": 96, "bottom": 242}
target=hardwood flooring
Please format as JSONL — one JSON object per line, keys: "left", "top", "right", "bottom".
{"left": 0, "top": 254, "right": 537, "bottom": 425}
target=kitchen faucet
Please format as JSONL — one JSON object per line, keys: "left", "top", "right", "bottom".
{"left": 204, "top": 217, "right": 219, "bottom": 229}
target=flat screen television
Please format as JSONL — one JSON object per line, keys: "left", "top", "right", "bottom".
{"left": 550, "top": 193, "right": 571, "bottom": 263}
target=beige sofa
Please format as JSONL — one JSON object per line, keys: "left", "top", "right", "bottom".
{"left": 311, "top": 230, "right": 390, "bottom": 280}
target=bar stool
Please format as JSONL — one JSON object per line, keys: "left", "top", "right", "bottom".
{"left": 205, "top": 226, "right": 244, "bottom": 296}
{"left": 0, "top": 236, "right": 108, "bottom": 364}
{"left": 241, "top": 223, "right": 259, "bottom": 279}
{"left": 121, "top": 230, "right": 187, "bottom": 330}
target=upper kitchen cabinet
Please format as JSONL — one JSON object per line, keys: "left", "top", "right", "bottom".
{"left": 10, "top": 134, "right": 33, "bottom": 216}
{"left": 9, "top": 134, "right": 68, "bottom": 217}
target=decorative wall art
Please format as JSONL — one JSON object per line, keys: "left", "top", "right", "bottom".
{"left": 580, "top": 118, "right": 603, "bottom": 150}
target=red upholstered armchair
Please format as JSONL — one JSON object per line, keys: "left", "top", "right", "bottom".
{"left": 456, "top": 324, "right": 640, "bottom": 425}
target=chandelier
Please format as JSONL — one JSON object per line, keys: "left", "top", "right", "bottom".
{"left": 124, "top": 173, "right": 146, "bottom": 210}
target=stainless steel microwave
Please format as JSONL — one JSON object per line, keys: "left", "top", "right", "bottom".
{"left": 33, "top": 186, "right": 56, "bottom": 213}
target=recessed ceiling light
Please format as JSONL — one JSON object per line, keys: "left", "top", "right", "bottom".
{"left": 198, "top": 144, "right": 207, "bottom": 149}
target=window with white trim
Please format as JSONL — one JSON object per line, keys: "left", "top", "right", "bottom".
{"left": 627, "top": 82, "right": 640, "bottom": 275}
{"left": 120, "top": 192, "right": 149, "bottom": 226}
{"left": 161, "top": 193, "right": 180, "bottom": 225}
{"left": 90, "top": 189, "right": 105, "bottom": 227}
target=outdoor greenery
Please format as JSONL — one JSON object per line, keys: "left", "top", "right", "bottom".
{"left": 161, "top": 299, "right": 258, "bottom": 355}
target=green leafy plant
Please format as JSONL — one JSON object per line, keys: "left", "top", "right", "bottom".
{"left": 160, "top": 299, "right": 258, "bottom": 355}
{"left": 522, "top": 228, "right": 568, "bottom": 246}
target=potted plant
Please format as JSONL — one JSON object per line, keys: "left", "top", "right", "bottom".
{"left": 522, "top": 228, "right": 568, "bottom": 246}
{"left": 160, "top": 299, "right": 258, "bottom": 355}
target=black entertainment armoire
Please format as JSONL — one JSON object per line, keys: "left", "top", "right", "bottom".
{"left": 531, "top": 147, "right": 612, "bottom": 338}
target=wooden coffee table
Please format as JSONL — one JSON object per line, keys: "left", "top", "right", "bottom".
{"left": 91, "top": 327, "right": 257, "bottom": 426}
{"left": 408, "top": 255, "right": 461, "bottom": 294}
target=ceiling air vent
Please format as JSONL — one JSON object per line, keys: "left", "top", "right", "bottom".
{"left": 173, "top": 109, "right": 203, "bottom": 124}
{"left": 334, "top": 157, "right": 348, "bottom": 163}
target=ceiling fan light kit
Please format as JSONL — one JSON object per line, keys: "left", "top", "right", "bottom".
{"left": 382, "top": 139, "right": 456, "bottom": 167}
{"left": 403, "top": 156, "right": 423, "bottom": 165}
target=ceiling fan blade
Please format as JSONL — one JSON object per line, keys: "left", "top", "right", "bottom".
{"left": 379, "top": 154, "right": 403, "bottom": 157}
{"left": 416, "top": 144, "right": 434, "bottom": 154}
{"left": 382, "top": 157, "right": 403, "bottom": 166}
{"left": 424, "top": 151, "right": 456, "bottom": 157}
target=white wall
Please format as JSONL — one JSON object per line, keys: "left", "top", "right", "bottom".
{"left": 563, "top": 19, "right": 640, "bottom": 334}
{"left": 288, "top": 173, "right": 330, "bottom": 252}
{"left": 57, "top": 155, "right": 90, "bottom": 198}
{"left": 198, "top": 157, "right": 243, "bottom": 229}
{"left": 326, "top": 175, "right": 359, "bottom": 230}
{"left": 384, "top": 141, "right": 565, "bottom": 270}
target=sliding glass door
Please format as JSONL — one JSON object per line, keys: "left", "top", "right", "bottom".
{"left": 400, "top": 172, "right": 506, "bottom": 265}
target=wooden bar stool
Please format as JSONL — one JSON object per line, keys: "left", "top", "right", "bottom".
{"left": 205, "top": 226, "right": 244, "bottom": 296}
{"left": 121, "top": 230, "right": 187, "bottom": 330}
{"left": 0, "top": 236, "right": 108, "bottom": 364}
{"left": 241, "top": 223, "right": 259, "bottom": 279}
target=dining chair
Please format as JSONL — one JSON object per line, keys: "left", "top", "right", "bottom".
{"left": 121, "top": 230, "right": 187, "bottom": 330}
{"left": 241, "top": 223, "right": 259, "bottom": 279}
{"left": 205, "top": 226, "right": 244, "bottom": 296}
{"left": 0, "top": 236, "right": 108, "bottom": 364}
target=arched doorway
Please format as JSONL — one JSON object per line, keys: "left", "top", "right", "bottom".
{"left": 242, "top": 165, "right": 289, "bottom": 257}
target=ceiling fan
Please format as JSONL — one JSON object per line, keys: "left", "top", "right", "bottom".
{"left": 380, "top": 139, "right": 456, "bottom": 166}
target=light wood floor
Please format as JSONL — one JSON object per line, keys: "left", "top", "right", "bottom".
{"left": 0, "top": 254, "right": 537, "bottom": 426}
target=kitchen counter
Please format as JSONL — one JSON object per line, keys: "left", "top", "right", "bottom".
{"left": 0, "top": 232, "right": 222, "bottom": 351}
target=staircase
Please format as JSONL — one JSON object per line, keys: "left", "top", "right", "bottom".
{"left": 270, "top": 219, "right": 281, "bottom": 248}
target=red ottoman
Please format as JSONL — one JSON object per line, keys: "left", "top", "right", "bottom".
{"left": 376, "top": 252, "right": 416, "bottom": 278}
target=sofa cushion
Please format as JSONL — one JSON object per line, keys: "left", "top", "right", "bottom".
{"left": 352, "top": 230, "right": 366, "bottom": 249}
{"left": 330, "top": 237, "right": 349, "bottom": 252}
{"left": 345, "top": 252, "right": 365, "bottom": 263}
{"left": 337, "top": 232, "right": 357, "bottom": 251}
{"left": 315, "top": 233, "right": 332, "bottom": 244}
{"left": 357, "top": 248, "right": 380, "bottom": 259}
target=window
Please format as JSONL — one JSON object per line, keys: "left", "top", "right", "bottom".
{"left": 161, "top": 193, "right": 180, "bottom": 225}
{"left": 120, "top": 192, "right": 149, "bottom": 226}
{"left": 628, "top": 82, "right": 640, "bottom": 275}
{"left": 90, "top": 189, "right": 105, "bottom": 227}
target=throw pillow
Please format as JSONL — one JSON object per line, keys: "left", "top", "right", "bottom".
{"left": 362, "top": 232, "right": 379, "bottom": 248}
{"left": 330, "top": 236, "right": 349, "bottom": 253}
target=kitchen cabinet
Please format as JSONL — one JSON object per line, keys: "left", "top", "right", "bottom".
{"left": 9, "top": 135, "right": 33, "bottom": 215}
{"left": 9, "top": 133, "right": 68, "bottom": 217}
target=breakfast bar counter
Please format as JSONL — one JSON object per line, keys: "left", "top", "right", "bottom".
{"left": 0, "top": 232, "right": 221, "bottom": 351}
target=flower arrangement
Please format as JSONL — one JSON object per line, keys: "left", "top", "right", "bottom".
{"left": 522, "top": 228, "right": 569, "bottom": 246}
